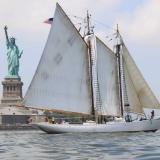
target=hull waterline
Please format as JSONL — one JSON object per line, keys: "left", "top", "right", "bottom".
{"left": 34, "top": 119, "right": 160, "bottom": 134}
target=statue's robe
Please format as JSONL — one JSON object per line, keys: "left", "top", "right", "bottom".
{"left": 7, "top": 44, "right": 20, "bottom": 76}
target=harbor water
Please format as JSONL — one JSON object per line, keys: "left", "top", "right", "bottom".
{"left": 0, "top": 130, "right": 160, "bottom": 160}
{"left": 0, "top": 131, "right": 160, "bottom": 160}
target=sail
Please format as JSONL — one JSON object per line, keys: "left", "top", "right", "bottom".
{"left": 123, "top": 59, "right": 143, "bottom": 113}
{"left": 122, "top": 43, "right": 160, "bottom": 112}
{"left": 96, "top": 38, "right": 120, "bottom": 116}
{"left": 85, "top": 35, "right": 102, "bottom": 117}
{"left": 24, "top": 4, "right": 92, "bottom": 114}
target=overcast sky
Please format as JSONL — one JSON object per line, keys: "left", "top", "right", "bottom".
{"left": 0, "top": 0, "right": 160, "bottom": 101}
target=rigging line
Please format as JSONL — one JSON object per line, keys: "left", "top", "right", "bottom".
{"left": 68, "top": 14, "right": 84, "bottom": 20}
{"left": 68, "top": 14, "right": 115, "bottom": 32}
{"left": 72, "top": 22, "right": 82, "bottom": 26}
{"left": 92, "top": 18, "right": 116, "bottom": 31}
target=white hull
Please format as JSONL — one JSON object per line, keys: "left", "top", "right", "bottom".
{"left": 34, "top": 119, "right": 160, "bottom": 134}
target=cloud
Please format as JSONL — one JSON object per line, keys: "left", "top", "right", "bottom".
{"left": 0, "top": 0, "right": 54, "bottom": 35}
{"left": 59, "top": 0, "right": 120, "bottom": 16}
{"left": 118, "top": 0, "right": 160, "bottom": 46}
{"left": 0, "top": 0, "right": 120, "bottom": 41}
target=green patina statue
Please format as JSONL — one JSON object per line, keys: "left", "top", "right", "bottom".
{"left": 4, "top": 26, "right": 23, "bottom": 78}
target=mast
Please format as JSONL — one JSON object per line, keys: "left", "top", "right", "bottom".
{"left": 86, "top": 11, "right": 101, "bottom": 122}
{"left": 87, "top": 10, "right": 91, "bottom": 35}
{"left": 116, "top": 24, "right": 124, "bottom": 117}
{"left": 86, "top": 11, "right": 95, "bottom": 117}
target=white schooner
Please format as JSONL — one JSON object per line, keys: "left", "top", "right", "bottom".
{"left": 24, "top": 3, "right": 160, "bottom": 133}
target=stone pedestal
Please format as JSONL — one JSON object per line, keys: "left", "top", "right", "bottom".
{"left": 1, "top": 77, "right": 23, "bottom": 105}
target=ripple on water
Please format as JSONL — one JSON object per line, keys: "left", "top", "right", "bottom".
{"left": 0, "top": 131, "right": 160, "bottom": 160}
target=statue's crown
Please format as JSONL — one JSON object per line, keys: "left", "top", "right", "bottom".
{"left": 10, "top": 37, "right": 15, "bottom": 40}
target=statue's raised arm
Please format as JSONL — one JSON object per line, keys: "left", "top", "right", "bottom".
{"left": 4, "top": 25, "right": 9, "bottom": 45}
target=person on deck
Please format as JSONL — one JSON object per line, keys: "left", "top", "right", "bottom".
{"left": 151, "top": 110, "right": 155, "bottom": 119}
{"left": 125, "top": 114, "right": 132, "bottom": 122}
{"left": 52, "top": 117, "right": 55, "bottom": 124}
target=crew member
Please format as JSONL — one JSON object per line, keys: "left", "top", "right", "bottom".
{"left": 151, "top": 110, "right": 155, "bottom": 119}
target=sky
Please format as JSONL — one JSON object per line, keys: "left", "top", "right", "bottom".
{"left": 0, "top": 0, "right": 160, "bottom": 101}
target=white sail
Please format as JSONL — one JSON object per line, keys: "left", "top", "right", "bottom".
{"left": 122, "top": 44, "right": 160, "bottom": 112}
{"left": 24, "top": 4, "right": 92, "bottom": 114}
{"left": 85, "top": 35, "right": 102, "bottom": 117}
{"left": 123, "top": 60, "right": 143, "bottom": 113}
{"left": 96, "top": 38, "right": 120, "bottom": 116}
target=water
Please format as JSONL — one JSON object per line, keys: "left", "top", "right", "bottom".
{"left": 0, "top": 130, "right": 160, "bottom": 160}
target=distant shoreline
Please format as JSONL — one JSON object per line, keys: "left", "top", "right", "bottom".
{"left": 0, "top": 124, "right": 39, "bottom": 130}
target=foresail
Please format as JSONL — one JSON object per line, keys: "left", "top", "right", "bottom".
{"left": 96, "top": 38, "right": 120, "bottom": 116}
{"left": 123, "top": 60, "right": 143, "bottom": 113}
{"left": 122, "top": 44, "right": 160, "bottom": 111}
{"left": 24, "top": 4, "right": 92, "bottom": 114}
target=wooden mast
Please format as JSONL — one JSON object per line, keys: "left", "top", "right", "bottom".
{"left": 86, "top": 10, "right": 95, "bottom": 119}
{"left": 116, "top": 24, "right": 124, "bottom": 117}
{"left": 86, "top": 11, "right": 100, "bottom": 122}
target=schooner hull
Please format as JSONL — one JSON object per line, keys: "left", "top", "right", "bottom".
{"left": 35, "top": 119, "right": 160, "bottom": 134}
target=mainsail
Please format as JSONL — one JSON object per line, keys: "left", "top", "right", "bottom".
{"left": 96, "top": 38, "right": 120, "bottom": 116}
{"left": 122, "top": 43, "right": 160, "bottom": 112}
{"left": 24, "top": 4, "right": 92, "bottom": 114}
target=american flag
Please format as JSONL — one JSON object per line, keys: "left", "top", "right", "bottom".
{"left": 44, "top": 18, "right": 53, "bottom": 24}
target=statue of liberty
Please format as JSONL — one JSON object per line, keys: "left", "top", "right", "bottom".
{"left": 4, "top": 26, "right": 23, "bottom": 78}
